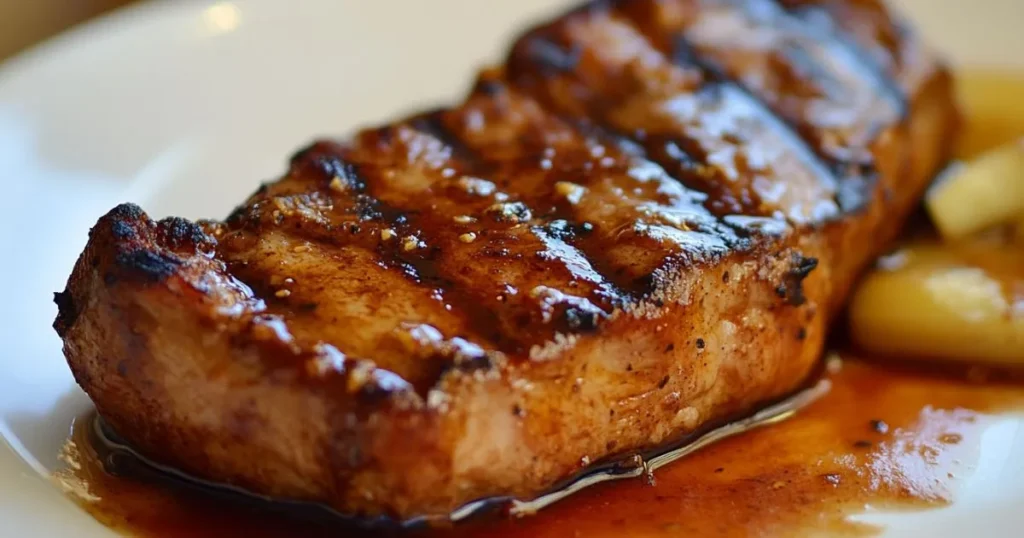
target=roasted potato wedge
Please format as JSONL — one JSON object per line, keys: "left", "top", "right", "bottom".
{"left": 926, "top": 140, "right": 1024, "bottom": 241}
{"left": 849, "top": 243, "right": 1024, "bottom": 364}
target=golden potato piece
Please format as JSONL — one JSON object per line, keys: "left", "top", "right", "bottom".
{"left": 926, "top": 139, "right": 1024, "bottom": 240}
{"left": 849, "top": 243, "right": 1024, "bottom": 364}
{"left": 957, "top": 71, "right": 1024, "bottom": 159}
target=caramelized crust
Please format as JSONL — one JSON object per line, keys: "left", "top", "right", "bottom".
{"left": 54, "top": 0, "right": 957, "bottom": 521}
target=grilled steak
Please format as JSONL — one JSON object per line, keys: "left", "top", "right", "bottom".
{"left": 54, "top": 0, "right": 957, "bottom": 522}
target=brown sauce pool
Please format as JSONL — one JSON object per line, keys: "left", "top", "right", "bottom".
{"left": 53, "top": 71, "right": 1024, "bottom": 537}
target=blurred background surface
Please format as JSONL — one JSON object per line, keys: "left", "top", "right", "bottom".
{"left": 0, "top": 0, "right": 132, "bottom": 60}
{"left": 2, "top": 0, "right": 1023, "bottom": 67}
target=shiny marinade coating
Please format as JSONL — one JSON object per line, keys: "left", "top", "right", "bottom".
{"left": 54, "top": 0, "right": 956, "bottom": 521}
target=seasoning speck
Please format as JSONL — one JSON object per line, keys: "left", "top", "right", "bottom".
{"left": 825, "top": 352, "right": 843, "bottom": 374}
{"left": 486, "top": 201, "right": 532, "bottom": 223}
{"left": 453, "top": 215, "right": 475, "bottom": 224}
{"left": 822, "top": 473, "right": 842, "bottom": 486}
{"left": 870, "top": 419, "right": 889, "bottom": 434}
{"left": 938, "top": 433, "right": 963, "bottom": 445}
{"left": 380, "top": 228, "right": 396, "bottom": 241}
{"left": 347, "top": 362, "right": 374, "bottom": 393}
{"left": 512, "top": 404, "right": 525, "bottom": 418}
{"left": 275, "top": 289, "right": 291, "bottom": 298}
{"left": 329, "top": 176, "right": 345, "bottom": 192}
{"left": 459, "top": 232, "right": 477, "bottom": 244}
{"left": 402, "top": 236, "right": 423, "bottom": 252}
{"left": 555, "top": 181, "right": 586, "bottom": 204}
{"left": 457, "top": 176, "right": 497, "bottom": 196}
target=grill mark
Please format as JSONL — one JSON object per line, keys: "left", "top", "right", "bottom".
{"left": 222, "top": 145, "right": 410, "bottom": 273}
{"left": 773, "top": 0, "right": 919, "bottom": 215}
{"left": 670, "top": 36, "right": 842, "bottom": 214}
{"left": 409, "top": 111, "right": 493, "bottom": 173}
{"left": 522, "top": 36, "right": 584, "bottom": 75}
{"left": 218, "top": 145, "right": 504, "bottom": 379}
{"left": 769, "top": 1, "right": 905, "bottom": 211}
{"left": 537, "top": 111, "right": 760, "bottom": 251}
{"left": 623, "top": 0, "right": 902, "bottom": 213}
{"left": 727, "top": 0, "right": 903, "bottom": 130}
{"left": 222, "top": 144, "right": 382, "bottom": 251}
{"left": 558, "top": 114, "right": 724, "bottom": 204}
{"left": 608, "top": 28, "right": 771, "bottom": 216}
{"left": 334, "top": 137, "right": 514, "bottom": 353}
{"left": 439, "top": 85, "right": 696, "bottom": 297}
{"left": 738, "top": 0, "right": 904, "bottom": 163}
{"left": 609, "top": 2, "right": 848, "bottom": 215}
{"left": 776, "top": 0, "right": 914, "bottom": 100}
{"left": 218, "top": 238, "right": 478, "bottom": 394}
{"left": 506, "top": 31, "right": 732, "bottom": 223}
{"left": 778, "top": 1, "right": 907, "bottom": 110}
{"left": 415, "top": 123, "right": 630, "bottom": 324}
{"left": 457, "top": 77, "right": 749, "bottom": 294}
{"left": 549, "top": 1, "right": 764, "bottom": 217}
{"left": 345, "top": 121, "right": 623, "bottom": 354}
{"left": 507, "top": 9, "right": 838, "bottom": 230}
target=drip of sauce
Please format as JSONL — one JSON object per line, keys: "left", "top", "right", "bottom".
{"left": 52, "top": 71, "right": 1024, "bottom": 537}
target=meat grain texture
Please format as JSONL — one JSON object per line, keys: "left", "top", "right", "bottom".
{"left": 54, "top": 0, "right": 957, "bottom": 522}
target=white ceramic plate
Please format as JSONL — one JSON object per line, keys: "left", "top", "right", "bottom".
{"left": 1, "top": 0, "right": 1023, "bottom": 536}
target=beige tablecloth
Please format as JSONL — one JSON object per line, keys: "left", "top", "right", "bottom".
{"left": 2, "top": 1, "right": 1022, "bottom": 67}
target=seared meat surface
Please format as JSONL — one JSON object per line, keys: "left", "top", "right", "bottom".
{"left": 54, "top": 0, "right": 956, "bottom": 522}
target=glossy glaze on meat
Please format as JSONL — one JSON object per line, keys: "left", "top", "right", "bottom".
{"left": 54, "top": 0, "right": 957, "bottom": 522}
